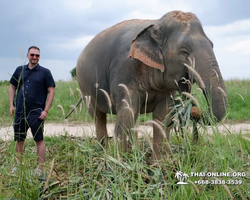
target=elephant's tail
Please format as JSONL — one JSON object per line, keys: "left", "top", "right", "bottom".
{"left": 65, "top": 98, "right": 83, "bottom": 119}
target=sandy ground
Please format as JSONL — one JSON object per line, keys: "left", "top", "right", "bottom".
{"left": 0, "top": 122, "right": 250, "bottom": 141}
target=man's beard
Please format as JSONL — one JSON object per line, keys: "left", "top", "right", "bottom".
{"left": 31, "top": 59, "right": 38, "bottom": 64}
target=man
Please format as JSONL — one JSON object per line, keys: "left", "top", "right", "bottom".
{"left": 9, "top": 46, "right": 55, "bottom": 174}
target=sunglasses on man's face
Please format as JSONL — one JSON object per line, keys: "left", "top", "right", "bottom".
{"left": 30, "top": 54, "right": 40, "bottom": 58}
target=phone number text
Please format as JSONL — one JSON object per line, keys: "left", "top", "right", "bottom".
{"left": 194, "top": 179, "right": 243, "bottom": 185}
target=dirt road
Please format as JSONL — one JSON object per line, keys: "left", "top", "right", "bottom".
{"left": 1, "top": 122, "right": 250, "bottom": 141}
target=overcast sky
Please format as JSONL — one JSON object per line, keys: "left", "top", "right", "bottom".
{"left": 1, "top": 0, "right": 250, "bottom": 81}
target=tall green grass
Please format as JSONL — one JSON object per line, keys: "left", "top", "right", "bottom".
{"left": 0, "top": 79, "right": 250, "bottom": 199}
{"left": 225, "top": 79, "right": 250, "bottom": 122}
{"left": 0, "top": 128, "right": 249, "bottom": 199}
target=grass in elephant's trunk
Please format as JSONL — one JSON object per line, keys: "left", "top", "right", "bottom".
{"left": 166, "top": 91, "right": 205, "bottom": 143}
{"left": 165, "top": 56, "right": 219, "bottom": 143}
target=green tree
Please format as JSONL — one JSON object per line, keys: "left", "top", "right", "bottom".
{"left": 70, "top": 67, "right": 76, "bottom": 78}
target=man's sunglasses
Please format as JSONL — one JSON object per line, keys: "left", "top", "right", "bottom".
{"left": 30, "top": 54, "right": 40, "bottom": 57}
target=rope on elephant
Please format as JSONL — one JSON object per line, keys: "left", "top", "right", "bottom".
{"left": 65, "top": 97, "right": 83, "bottom": 119}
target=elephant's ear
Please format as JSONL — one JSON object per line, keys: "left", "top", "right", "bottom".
{"left": 128, "top": 25, "right": 165, "bottom": 72}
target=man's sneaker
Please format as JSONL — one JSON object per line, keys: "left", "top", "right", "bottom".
{"left": 34, "top": 168, "right": 42, "bottom": 176}
{"left": 11, "top": 166, "right": 17, "bottom": 174}
{"left": 39, "top": 172, "right": 47, "bottom": 181}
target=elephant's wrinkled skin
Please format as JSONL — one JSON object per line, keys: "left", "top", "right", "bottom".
{"left": 77, "top": 11, "right": 227, "bottom": 157}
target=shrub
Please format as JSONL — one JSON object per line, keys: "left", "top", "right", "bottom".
{"left": 70, "top": 67, "right": 76, "bottom": 78}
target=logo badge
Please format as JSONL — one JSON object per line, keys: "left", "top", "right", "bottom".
{"left": 175, "top": 171, "right": 189, "bottom": 185}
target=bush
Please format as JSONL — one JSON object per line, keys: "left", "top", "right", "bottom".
{"left": 0, "top": 80, "right": 10, "bottom": 86}
{"left": 70, "top": 67, "right": 76, "bottom": 78}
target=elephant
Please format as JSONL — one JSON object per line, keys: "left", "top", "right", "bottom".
{"left": 76, "top": 10, "right": 227, "bottom": 158}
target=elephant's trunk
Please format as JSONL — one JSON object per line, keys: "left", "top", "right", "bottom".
{"left": 197, "top": 60, "right": 227, "bottom": 122}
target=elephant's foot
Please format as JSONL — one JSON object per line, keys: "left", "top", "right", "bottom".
{"left": 114, "top": 132, "right": 128, "bottom": 151}
{"left": 98, "top": 136, "right": 109, "bottom": 147}
{"left": 152, "top": 142, "right": 171, "bottom": 160}
{"left": 127, "top": 131, "right": 138, "bottom": 150}
{"left": 96, "top": 130, "right": 109, "bottom": 147}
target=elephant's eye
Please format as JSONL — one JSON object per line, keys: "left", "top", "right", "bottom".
{"left": 180, "top": 50, "right": 189, "bottom": 57}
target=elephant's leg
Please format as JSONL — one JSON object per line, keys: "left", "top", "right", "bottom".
{"left": 115, "top": 111, "right": 138, "bottom": 151}
{"left": 152, "top": 95, "right": 173, "bottom": 159}
{"left": 95, "top": 110, "right": 108, "bottom": 145}
{"left": 114, "top": 97, "right": 139, "bottom": 151}
{"left": 88, "top": 102, "right": 108, "bottom": 145}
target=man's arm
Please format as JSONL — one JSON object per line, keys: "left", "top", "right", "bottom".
{"left": 39, "top": 86, "right": 55, "bottom": 120}
{"left": 9, "top": 84, "right": 16, "bottom": 116}
{"left": 44, "top": 86, "right": 55, "bottom": 112}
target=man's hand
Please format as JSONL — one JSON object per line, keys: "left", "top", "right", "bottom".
{"left": 9, "top": 105, "right": 15, "bottom": 116}
{"left": 9, "top": 84, "right": 16, "bottom": 116}
{"left": 39, "top": 110, "right": 48, "bottom": 120}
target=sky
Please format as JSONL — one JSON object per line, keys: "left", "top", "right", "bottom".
{"left": 0, "top": 0, "right": 250, "bottom": 81}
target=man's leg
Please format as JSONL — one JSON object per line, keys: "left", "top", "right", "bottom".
{"left": 14, "top": 115, "right": 28, "bottom": 166}
{"left": 15, "top": 140, "right": 25, "bottom": 155}
{"left": 36, "top": 140, "right": 45, "bottom": 171}
{"left": 30, "top": 116, "right": 45, "bottom": 171}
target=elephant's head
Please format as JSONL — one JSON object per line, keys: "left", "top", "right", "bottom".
{"left": 129, "top": 10, "right": 227, "bottom": 122}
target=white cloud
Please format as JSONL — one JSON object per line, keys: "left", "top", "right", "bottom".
{"left": 1, "top": 0, "right": 250, "bottom": 81}
{"left": 61, "top": 0, "right": 93, "bottom": 11}
{"left": 0, "top": 57, "right": 75, "bottom": 82}
{"left": 40, "top": 59, "right": 76, "bottom": 81}
{"left": 201, "top": 19, "right": 250, "bottom": 80}
{"left": 126, "top": 11, "right": 160, "bottom": 20}
{"left": 204, "top": 19, "right": 250, "bottom": 59}
{"left": 56, "top": 35, "right": 95, "bottom": 51}
{"left": 224, "top": 36, "right": 250, "bottom": 56}
{"left": 123, "top": 0, "right": 194, "bottom": 20}
{"left": 205, "top": 19, "right": 250, "bottom": 37}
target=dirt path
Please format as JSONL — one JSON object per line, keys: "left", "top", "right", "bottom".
{"left": 1, "top": 122, "right": 250, "bottom": 141}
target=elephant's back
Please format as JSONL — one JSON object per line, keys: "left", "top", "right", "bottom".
{"left": 77, "top": 19, "right": 155, "bottom": 69}
{"left": 78, "top": 19, "right": 155, "bottom": 60}
{"left": 98, "top": 19, "right": 154, "bottom": 40}
{"left": 76, "top": 19, "right": 155, "bottom": 100}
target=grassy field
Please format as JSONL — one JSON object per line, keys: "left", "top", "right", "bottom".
{"left": 1, "top": 79, "right": 250, "bottom": 124}
{"left": 0, "top": 79, "right": 250, "bottom": 199}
